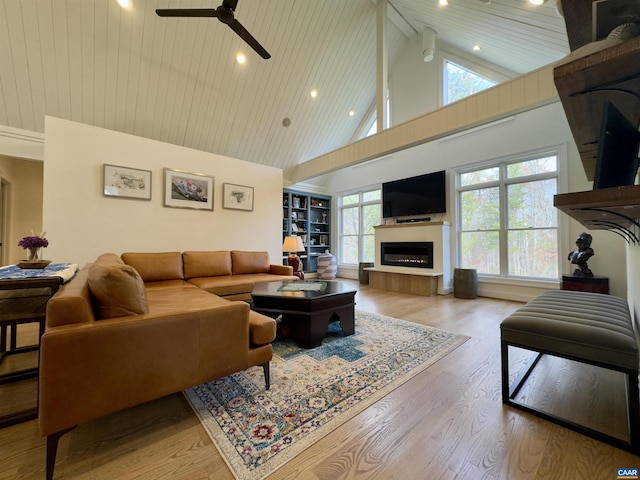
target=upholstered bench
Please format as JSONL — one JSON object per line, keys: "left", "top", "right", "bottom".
{"left": 500, "top": 289, "right": 639, "bottom": 453}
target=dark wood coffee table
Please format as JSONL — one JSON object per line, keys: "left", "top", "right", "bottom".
{"left": 251, "top": 281, "right": 357, "bottom": 348}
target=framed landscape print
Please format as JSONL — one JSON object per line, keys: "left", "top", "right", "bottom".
{"left": 163, "top": 168, "right": 214, "bottom": 211}
{"left": 223, "top": 183, "right": 254, "bottom": 211}
{"left": 103, "top": 164, "right": 152, "bottom": 200}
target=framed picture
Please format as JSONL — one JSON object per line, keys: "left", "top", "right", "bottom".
{"left": 103, "top": 164, "right": 152, "bottom": 200}
{"left": 223, "top": 183, "right": 254, "bottom": 211}
{"left": 163, "top": 168, "right": 214, "bottom": 210}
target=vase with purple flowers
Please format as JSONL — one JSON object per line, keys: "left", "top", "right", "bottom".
{"left": 18, "top": 233, "right": 51, "bottom": 269}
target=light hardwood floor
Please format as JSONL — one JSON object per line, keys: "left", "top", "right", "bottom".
{"left": 1, "top": 280, "right": 638, "bottom": 479}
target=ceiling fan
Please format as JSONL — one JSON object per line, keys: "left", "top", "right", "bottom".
{"left": 156, "top": 0, "right": 271, "bottom": 59}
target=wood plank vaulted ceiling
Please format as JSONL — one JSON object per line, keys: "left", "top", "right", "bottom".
{"left": 0, "top": 0, "right": 568, "bottom": 171}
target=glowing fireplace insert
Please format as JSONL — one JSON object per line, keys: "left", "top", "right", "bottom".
{"left": 380, "top": 242, "right": 434, "bottom": 269}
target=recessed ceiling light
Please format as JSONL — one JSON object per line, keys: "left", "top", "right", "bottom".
{"left": 236, "top": 52, "right": 246, "bottom": 64}
{"left": 349, "top": 110, "right": 355, "bottom": 117}
{"left": 529, "top": 0, "right": 545, "bottom": 5}
{"left": 117, "top": 0, "right": 131, "bottom": 8}
{"left": 310, "top": 89, "right": 318, "bottom": 98}
{"left": 473, "top": 44, "right": 481, "bottom": 51}
{"left": 439, "top": 0, "right": 448, "bottom": 5}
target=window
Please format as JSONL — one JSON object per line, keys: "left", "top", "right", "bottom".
{"left": 360, "top": 92, "right": 390, "bottom": 139}
{"left": 444, "top": 61, "right": 497, "bottom": 105}
{"left": 339, "top": 189, "right": 382, "bottom": 264}
{"left": 457, "top": 153, "right": 559, "bottom": 279}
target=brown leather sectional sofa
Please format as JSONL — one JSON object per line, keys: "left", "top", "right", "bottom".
{"left": 39, "top": 250, "right": 297, "bottom": 480}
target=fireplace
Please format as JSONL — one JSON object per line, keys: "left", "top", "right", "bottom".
{"left": 380, "top": 242, "right": 434, "bottom": 269}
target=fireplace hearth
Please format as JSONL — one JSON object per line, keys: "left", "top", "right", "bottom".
{"left": 381, "top": 242, "right": 434, "bottom": 269}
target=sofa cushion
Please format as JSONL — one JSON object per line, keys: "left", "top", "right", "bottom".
{"left": 87, "top": 264, "right": 149, "bottom": 320}
{"left": 231, "top": 251, "right": 270, "bottom": 275}
{"left": 121, "top": 252, "right": 184, "bottom": 282}
{"left": 187, "top": 276, "right": 253, "bottom": 297}
{"left": 144, "top": 282, "right": 232, "bottom": 315}
{"left": 183, "top": 251, "right": 232, "bottom": 279}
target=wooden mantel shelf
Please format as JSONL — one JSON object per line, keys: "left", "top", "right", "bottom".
{"left": 554, "top": 185, "right": 640, "bottom": 233}
{"left": 554, "top": 36, "right": 640, "bottom": 181}
{"left": 553, "top": 23, "right": 640, "bottom": 240}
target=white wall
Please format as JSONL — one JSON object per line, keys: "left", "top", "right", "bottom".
{"left": 0, "top": 156, "right": 44, "bottom": 265}
{"left": 325, "top": 101, "right": 629, "bottom": 300}
{"left": 0, "top": 125, "right": 45, "bottom": 265}
{"left": 389, "top": 37, "right": 515, "bottom": 127}
{"left": 43, "top": 117, "right": 284, "bottom": 267}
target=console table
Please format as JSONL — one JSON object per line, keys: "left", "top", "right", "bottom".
{"left": 0, "top": 263, "right": 78, "bottom": 428}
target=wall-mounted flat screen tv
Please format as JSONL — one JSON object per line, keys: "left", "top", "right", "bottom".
{"left": 382, "top": 170, "right": 446, "bottom": 218}
{"left": 593, "top": 101, "right": 640, "bottom": 190}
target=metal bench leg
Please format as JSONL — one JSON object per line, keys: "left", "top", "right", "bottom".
{"left": 501, "top": 340, "right": 640, "bottom": 454}
{"left": 501, "top": 341, "right": 544, "bottom": 402}
{"left": 627, "top": 368, "right": 640, "bottom": 454}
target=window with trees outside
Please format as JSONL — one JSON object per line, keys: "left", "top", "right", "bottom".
{"left": 457, "top": 153, "right": 559, "bottom": 279}
{"left": 339, "top": 189, "right": 382, "bottom": 265}
{"left": 444, "top": 60, "right": 497, "bottom": 105}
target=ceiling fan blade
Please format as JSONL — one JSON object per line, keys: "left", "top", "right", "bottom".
{"left": 222, "top": 0, "right": 239, "bottom": 12}
{"left": 228, "top": 18, "right": 271, "bottom": 59}
{"left": 156, "top": 9, "right": 219, "bottom": 17}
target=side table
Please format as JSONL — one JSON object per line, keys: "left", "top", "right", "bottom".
{"left": 0, "top": 266, "right": 75, "bottom": 428}
{"left": 561, "top": 275, "right": 609, "bottom": 294}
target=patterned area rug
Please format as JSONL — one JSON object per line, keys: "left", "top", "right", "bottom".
{"left": 184, "top": 310, "right": 469, "bottom": 480}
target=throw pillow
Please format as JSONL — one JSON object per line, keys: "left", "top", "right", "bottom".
{"left": 93, "top": 252, "right": 125, "bottom": 266}
{"left": 88, "top": 264, "right": 149, "bottom": 320}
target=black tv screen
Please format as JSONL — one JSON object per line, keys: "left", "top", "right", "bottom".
{"left": 382, "top": 170, "right": 446, "bottom": 218}
{"left": 593, "top": 101, "right": 640, "bottom": 190}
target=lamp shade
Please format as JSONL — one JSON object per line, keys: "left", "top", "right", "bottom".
{"left": 282, "top": 236, "right": 305, "bottom": 252}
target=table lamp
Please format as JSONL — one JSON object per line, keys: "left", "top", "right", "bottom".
{"left": 282, "top": 236, "right": 305, "bottom": 279}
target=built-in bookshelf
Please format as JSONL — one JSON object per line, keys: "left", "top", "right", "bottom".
{"left": 282, "top": 189, "right": 331, "bottom": 273}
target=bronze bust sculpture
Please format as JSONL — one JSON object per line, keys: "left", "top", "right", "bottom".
{"left": 568, "top": 232, "right": 595, "bottom": 277}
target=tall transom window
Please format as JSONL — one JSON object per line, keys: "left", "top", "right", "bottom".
{"left": 457, "top": 153, "right": 559, "bottom": 279}
{"left": 444, "top": 60, "right": 497, "bottom": 105}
